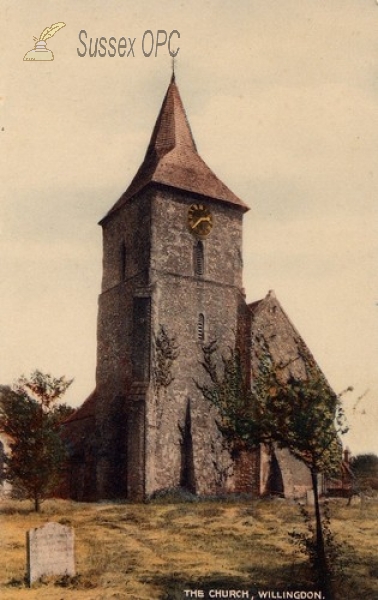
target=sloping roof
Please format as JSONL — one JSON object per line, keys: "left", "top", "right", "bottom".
{"left": 60, "top": 391, "right": 96, "bottom": 461}
{"left": 248, "top": 290, "right": 321, "bottom": 383}
{"left": 62, "top": 390, "right": 96, "bottom": 425}
{"left": 101, "top": 74, "right": 249, "bottom": 223}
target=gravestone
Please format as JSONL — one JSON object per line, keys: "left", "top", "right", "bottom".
{"left": 26, "top": 521, "right": 75, "bottom": 585}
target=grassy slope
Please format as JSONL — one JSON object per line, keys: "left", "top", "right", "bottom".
{"left": 1, "top": 498, "right": 377, "bottom": 599}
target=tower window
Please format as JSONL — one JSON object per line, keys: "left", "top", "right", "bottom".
{"left": 194, "top": 241, "right": 204, "bottom": 277}
{"left": 132, "top": 297, "right": 151, "bottom": 381}
{"left": 197, "top": 313, "right": 205, "bottom": 342}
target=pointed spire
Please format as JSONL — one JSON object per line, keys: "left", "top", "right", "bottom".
{"left": 101, "top": 76, "right": 249, "bottom": 222}
{"left": 146, "top": 74, "right": 197, "bottom": 157}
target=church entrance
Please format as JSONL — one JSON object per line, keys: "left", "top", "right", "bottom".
{"left": 266, "top": 450, "right": 284, "bottom": 497}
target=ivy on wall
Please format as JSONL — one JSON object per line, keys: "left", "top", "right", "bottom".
{"left": 154, "top": 325, "right": 179, "bottom": 391}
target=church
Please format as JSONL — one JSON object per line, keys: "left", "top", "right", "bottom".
{"left": 61, "top": 74, "right": 330, "bottom": 502}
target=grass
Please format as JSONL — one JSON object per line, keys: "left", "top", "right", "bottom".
{"left": 0, "top": 497, "right": 377, "bottom": 599}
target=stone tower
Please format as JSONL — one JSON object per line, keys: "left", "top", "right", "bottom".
{"left": 95, "top": 74, "right": 250, "bottom": 500}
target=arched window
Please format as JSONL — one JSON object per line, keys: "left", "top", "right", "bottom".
{"left": 132, "top": 297, "right": 151, "bottom": 381}
{"left": 120, "top": 242, "right": 126, "bottom": 281}
{"left": 194, "top": 241, "right": 204, "bottom": 277}
{"left": 197, "top": 313, "right": 205, "bottom": 342}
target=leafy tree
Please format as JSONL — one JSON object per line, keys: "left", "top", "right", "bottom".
{"left": 350, "top": 453, "right": 378, "bottom": 493}
{"left": 0, "top": 371, "right": 73, "bottom": 512}
{"left": 199, "top": 341, "right": 257, "bottom": 451}
{"left": 199, "top": 342, "right": 349, "bottom": 599}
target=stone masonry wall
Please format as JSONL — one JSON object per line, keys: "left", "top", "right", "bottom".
{"left": 95, "top": 183, "right": 255, "bottom": 499}
{"left": 95, "top": 191, "right": 153, "bottom": 498}
{"left": 145, "top": 187, "right": 246, "bottom": 496}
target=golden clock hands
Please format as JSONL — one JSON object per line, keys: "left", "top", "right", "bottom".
{"left": 191, "top": 215, "right": 211, "bottom": 230}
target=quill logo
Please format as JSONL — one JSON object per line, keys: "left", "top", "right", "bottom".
{"left": 24, "top": 22, "right": 66, "bottom": 61}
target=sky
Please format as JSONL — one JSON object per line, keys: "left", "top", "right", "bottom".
{"left": 1, "top": 1, "right": 377, "bottom": 457}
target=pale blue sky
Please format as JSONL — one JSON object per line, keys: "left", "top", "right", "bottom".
{"left": 1, "top": 0, "right": 377, "bottom": 455}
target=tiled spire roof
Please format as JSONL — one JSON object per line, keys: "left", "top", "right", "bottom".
{"left": 101, "top": 75, "right": 249, "bottom": 222}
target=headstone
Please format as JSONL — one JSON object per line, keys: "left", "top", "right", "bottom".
{"left": 306, "top": 489, "right": 315, "bottom": 505}
{"left": 349, "top": 493, "right": 361, "bottom": 506}
{"left": 26, "top": 521, "right": 75, "bottom": 585}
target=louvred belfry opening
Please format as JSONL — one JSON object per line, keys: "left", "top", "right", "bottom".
{"left": 194, "top": 241, "right": 204, "bottom": 276}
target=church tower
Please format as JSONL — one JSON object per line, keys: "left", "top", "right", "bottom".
{"left": 95, "top": 74, "right": 250, "bottom": 500}
{"left": 61, "top": 74, "right": 333, "bottom": 503}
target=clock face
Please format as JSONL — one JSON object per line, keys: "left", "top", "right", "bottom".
{"left": 187, "top": 203, "right": 213, "bottom": 237}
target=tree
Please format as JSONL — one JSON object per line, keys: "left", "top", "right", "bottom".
{"left": 199, "top": 342, "right": 262, "bottom": 454}
{"left": 350, "top": 453, "right": 378, "bottom": 493}
{"left": 199, "top": 342, "right": 349, "bottom": 599}
{"left": 0, "top": 371, "right": 73, "bottom": 512}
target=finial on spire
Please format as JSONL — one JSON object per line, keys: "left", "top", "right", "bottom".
{"left": 171, "top": 56, "right": 176, "bottom": 82}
